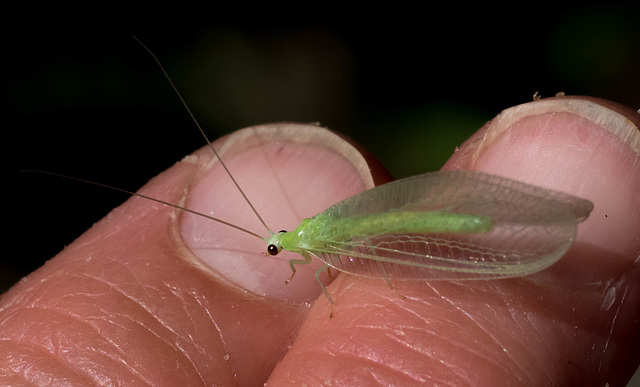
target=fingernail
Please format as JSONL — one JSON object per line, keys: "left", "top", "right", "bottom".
{"left": 179, "top": 124, "right": 373, "bottom": 303}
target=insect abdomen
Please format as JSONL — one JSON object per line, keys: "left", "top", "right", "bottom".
{"left": 333, "top": 211, "right": 492, "bottom": 240}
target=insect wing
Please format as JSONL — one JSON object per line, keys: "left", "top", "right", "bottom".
{"left": 308, "top": 170, "right": 593, "bottom": 281}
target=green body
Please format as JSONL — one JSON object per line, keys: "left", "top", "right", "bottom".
{"left": 278, "top": 211, "right": 492, "bottom": 253}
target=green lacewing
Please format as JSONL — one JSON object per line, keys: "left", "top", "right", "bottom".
{"left": 265, "top": 169, "right": 593, "bottom": 304}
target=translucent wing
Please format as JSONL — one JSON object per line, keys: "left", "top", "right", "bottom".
{"left": 305, "top": 170, "right": 593, "bottom": 281}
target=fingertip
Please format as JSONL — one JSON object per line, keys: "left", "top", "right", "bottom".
{"left": 2, "top": 123, "right": 388, "bottom": 385}
{"left": 180, "top": 123, "right": 375, "bottom": 303}
{"left": 444, "top": 96, "right": 640, "bottom": 260}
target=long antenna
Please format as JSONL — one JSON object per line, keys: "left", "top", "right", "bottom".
{"left": 22, "top": 170, "right": 265, "bottom": 240}
{"left": 133, "top": 36, "right": 273, "bottom": 235}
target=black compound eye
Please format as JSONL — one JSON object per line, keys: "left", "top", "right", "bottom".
{"left": 278, "top": 230, "right": 287, "bottom": 234}
{"left": 267, "top": 244, "right": 279, "bottom": 256}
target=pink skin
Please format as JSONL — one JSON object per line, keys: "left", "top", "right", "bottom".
{"left": 1, "top": 97, "right": 639, "bottom": 385}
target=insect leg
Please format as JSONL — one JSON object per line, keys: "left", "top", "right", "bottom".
{"left": 284, "top": 252, "right": 313, "bottom": 284}
{"left": 368, "top": 243, "right": 405, "bottom": 300}
{"left": 376, "top": 260, "right": 394, "bottom": 290}
{"left": 314, "top": 263, "right": 336, "bottom": 318}
{"left": 313, "top": 263, "right": 335, "bottom": 305}
{"left": 364, "top": 242, "right": 394, "bottom": 289}
{"left": 326, "top": 266, "right": 335, "bottom": 280}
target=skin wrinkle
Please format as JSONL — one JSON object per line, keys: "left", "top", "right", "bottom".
{"left": 162, "top": 284, "right": 202, "bottom": 339}
{"left": 105, "top": 300, "right": 214, "bottom": 385}
{"left": 491, "top": 307, "right": 546, "bottom": 380}
{"left": 489, "top": 295, "right": 541, "bottom": 382}
{"left": 5, "top": 283, "right": 118, "bottom": 352}
{"left": 531, "top": 311, "right": 567, "bottom": 380}
{"left": 425, "top": 284, "right": 531, "bottom": 381}
{"left": 71, "top": 272, "right": 210, "bottom": 380}
{"left": 62, "top": 302, "right": 167, "bottom": 385}
{"left": 154, "top": 283, "right": 210, "bottom": 384}
{"left": 169, "top": 340, "right": 207, "bottom": 386}
{"left": 405, "top": 290, "right": 537, "bottom": 379}
{"left": 93, "top": 312, "right": 187, "bottom": 382}
{"left": 336, "top": 303, "right": 484, "bottom": 384}
{"left": 319, "top": 347, "right": 430, "bottom": 385}
{"left": 424, "top": 323, "right": 507, "bottom": 379}
{"left": 2, "top": 332, "right": 98, "bottom": 386}
{"left": 479, "top": 311, "right": 538, "bottom": 383}
{"left": 380, "top": 329, "right": 474, "bottom": 383}
{"left": 367, "top": 364, "right": 430, "bottom": 386}
{"left": 508, "top": 308, "right": 548, "bottom": 382}
{"left": 0, "top": 360, "right": 22, "bottom": 385}
{"left": 596, "top": 279, "right": 628, "bottom": 376}
{"left": 525, "top": 308, "right": 566, "bottom": 383}
{"left": 190, "top": 291, "right": 233, "bottom": 369}
{"left": 3, "top": 306, "right": 147, "bottom": 386}
{"left": 0, "top": 273, "right": 62, "bottom": 313}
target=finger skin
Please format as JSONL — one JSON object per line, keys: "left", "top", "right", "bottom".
{"left": 0, "top": 124, "right": 374, "bottom": 385}
{"left": 268, "top": 98, "right": 640, "bottom": 386}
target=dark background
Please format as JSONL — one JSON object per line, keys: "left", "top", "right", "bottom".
{"left": 5, "top": 4, "right": 639, "bottom": 294}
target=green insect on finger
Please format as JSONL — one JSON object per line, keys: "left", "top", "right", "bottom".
{"left": 266, "top": 170, "right": 593, "bottom": 302}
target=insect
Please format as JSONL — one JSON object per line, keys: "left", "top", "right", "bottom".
{"left": 263, "top": 170, "right": 593, "bottom": 305}
{"left": 28, "top": 39, "right": 594, "bottom": 314}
